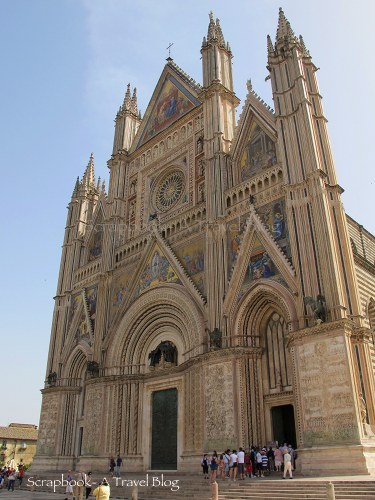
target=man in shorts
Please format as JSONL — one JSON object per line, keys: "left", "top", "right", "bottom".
{"left": 237, "top": 447, "right": 245, "bottom": 480}
{"left": 229, "top": 449, "right": 238, "bottom": 481}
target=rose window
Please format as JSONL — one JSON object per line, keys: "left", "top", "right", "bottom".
{"left": 155, "top": 170, "right": 185, "bottom": 212}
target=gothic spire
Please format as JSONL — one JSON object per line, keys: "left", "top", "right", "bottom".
{"left": 82, "top": 152, "right": 95, "bottom": 188}
{"left": 276, "top": 7, "right": 298, "bottom": 45}
{"left": 122, "top": 83, "right": 132, "bottom": 112}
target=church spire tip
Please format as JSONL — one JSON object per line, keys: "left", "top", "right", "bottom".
{"left": 276, "top": 7, "right": 298, "bottom": 46}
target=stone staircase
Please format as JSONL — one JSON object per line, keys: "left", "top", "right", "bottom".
{"left": 21, "top": 473, "right": 375, "bottom": 499}
{"left": 216, "top": 479, "right": 375, "bottom": 500}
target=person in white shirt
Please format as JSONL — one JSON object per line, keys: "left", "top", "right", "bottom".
{"left": 283, "top": 451, "right": 293, "bottom": 479}
{"left": 237, "top": 447, "right": 245, "bottom": 480}
{"left": 229, "top": 450, "right": 238, "bottom": 481}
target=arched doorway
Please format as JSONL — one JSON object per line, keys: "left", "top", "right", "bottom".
{"left": 234, "top": 283, "right": 298, "bottom": 448}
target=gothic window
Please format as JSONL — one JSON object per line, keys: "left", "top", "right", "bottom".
{"left": 265, "top": 312, "right": 291, "bottom": 390}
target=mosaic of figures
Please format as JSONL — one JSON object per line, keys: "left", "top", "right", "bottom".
{"left": 139, "top": 76, "right": 197, "bottom": 145}
{"left": 240, "top": 122, "right": 277, "bottom": 181}
{"left": 88, "top": 221, "right": 103, "bottom": 261}
{"left": 238, "top": 238, "right": 287, "bottom": 303}
{"left": 174, "top": 238, "right": 205, "bottom": 294}
{"left": 111, "top": 265, "right": 137, "bottom": 315}
{"left": 257, "top": 199, "right": 291, "bottom": 261}
{"left": 134, "top": 246, "right": 181, "bottom": 297}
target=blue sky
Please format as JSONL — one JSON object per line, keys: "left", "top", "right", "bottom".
{"left": 0, "top": 0, "right": 373, "bottom": 426}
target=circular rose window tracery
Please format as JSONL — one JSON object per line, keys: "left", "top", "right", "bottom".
{"left": 155, "top": 170, "right": 185, "bottom": 212}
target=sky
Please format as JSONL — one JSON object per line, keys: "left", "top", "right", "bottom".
{"left": 0, "top": 0, "right": 373, "bottom": 427}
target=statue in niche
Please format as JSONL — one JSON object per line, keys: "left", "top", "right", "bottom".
{"left": 197, "top": 136, "right": 203, "bottom": 154}
{"left": 148, "top": 341, "right": 177, "bottom": 369}
{"left": 359, "top": 393, "right": 368, "bottom": 424}
{"left": 198, "top": 159, "right": 206, "bottom": 177}
{"left": 207, "top": 327, "right": 222, "bottom": 350}
{"left": 198, "top": 183, "right": 205, "bottom": 202}
{"left": 304, "top": 295, "right": 327, "bottom": 324}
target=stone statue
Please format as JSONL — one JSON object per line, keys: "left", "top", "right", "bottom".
{"left": 148, "top": 348, "right": 161, "bottom": 367}
{"left": 159, "top": 341, "right": 176, "bottom": 363}
{"left": 87, "top": 360, "right": 99, "bottom": 376}
{"left": 359, "top": 392, "right": 368, "bottom": 424}
{"left": 47, "top": 372, "right": 57, "bottom": 386}
{"left": 149, "top": 212, "right": 158, "bottom": 221}
{"left": 208, "top": 328, "right": 222, "bottom": 350}
{"left": 149, "top": 341, "right": 177, "bottom": 367}
{"left": 304, "top": 294, "right": 327, "bottom": 323}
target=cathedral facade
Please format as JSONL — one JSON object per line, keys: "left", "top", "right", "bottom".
{"left": 34, "top": 10, "right": 375, "bottom": 475}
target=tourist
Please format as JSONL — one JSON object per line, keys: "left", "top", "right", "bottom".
{"left": 274, "top": 446, "right": 283, "bottom": 472}
{"left": 17, "top": 464, "right": 25, "bottom": 486}
{"left": 65, "top": 471, "right": 74, "bottom": 497}
{"left": 217, "top": 454, "right": 225, "bottom": 481}
{"left": 267, "top": 446, "right": 275, "bottom": 472}
{"left": 109, "top": 457, "right": 115, "bottom": 476}
{"left": 75, "top": 470, "right": 85, "bottom": 500}
{"left": 210, "top": 451, "right": 218, "bottom": 482}
{"left": 7, "top": 470, "right": 16, "bottom": 491}
{"left": 262, "top": 448, "right": 269, "bottom": 476}
{"left": 237, "top": 447, "right": 245, "bottom": 480}
{"left": 256, "top": 448, "right": 263, "bottom": 477}
{"left": 229, "top": 449, "right": 238, "bottom": 481}
{"left": 115, "top": 454, "right": 122, "bottom": 478}
{"left": 283, "top": 450, "right": 293, "bottom": 479}
{"left": 93, "top": 478, "right": 110, "bottom": 499}
{"left": 201, "top": 454, "right": 209, "bottom": 479}
{"left": 223, "top": 449, "right": 230, "bottom": 478}
{"left": 85, "top": 472, "right": 92, "bottom": 499}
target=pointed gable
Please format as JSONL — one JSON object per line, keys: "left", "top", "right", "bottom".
{"left": 133, "top": 62, "right": 201, "bottom": 150}
{"left": 133, "top": 243, "right": 181, "bottom": 298}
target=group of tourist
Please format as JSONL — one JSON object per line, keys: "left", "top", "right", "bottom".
{"left": 64, "top": 470, "right": 110, "bottom": 499}
{"left": 201, "top": 443, "right": 297, "bottom": 482}
{"left": 0, "top": 460, "right": 25, "bottom": 491}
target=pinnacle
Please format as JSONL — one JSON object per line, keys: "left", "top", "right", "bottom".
{"left": 276, "top": 7, "right": 298, "bottom": 45}
{"left": 82, "top": 152, "right": 95, "bottom": 188}
{"left": 72, "top": 176, "right": 80, "bottom": 197}
{"left": 122, "top": 83, "right": 132, "bottom": 112}
{"left": 131, "top": 87, "right": 138, "bottom": 114}
{"left": 204, "top": 11, "right": 227, "bottom": 49}
{"left": 267, "top": 34, "right": 274, "bottom": 56}
{"left": 299, "top": 35, "right": 310, "bottom": 57}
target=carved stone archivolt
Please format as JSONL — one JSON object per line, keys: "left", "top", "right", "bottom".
{"left": 106, "top": 286, "right": 205, "bottom": 369}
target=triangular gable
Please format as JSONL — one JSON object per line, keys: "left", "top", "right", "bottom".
{"left": 133, "top": 243, "right": 182, "bottom": 298}
{"left": 231, "top": 88, "right": 277, "bottom": 182}
{"left": 224, "top": 206, "right": 296, "bottom": 315}
{"left": 133, "top": 64, "right": 201, "bottom": 150}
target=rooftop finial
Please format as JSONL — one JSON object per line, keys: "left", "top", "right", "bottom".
{"left": 215, "top": 18, "right": 225, "bottom": 47}
{"left": 247, "top": 79, "right": 253, "bottom": 92}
